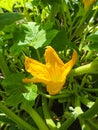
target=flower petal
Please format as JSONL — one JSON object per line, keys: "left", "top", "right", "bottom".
{"left": 44, "top": 46, "right": 64, "bottom": 67}
{"left": 23, "top": 77, "right": 50, "bottom": 85}
{"left": 62, "top": 50, "right": 77, "bottom": 77}
{"left": 23, "top": 78, "right": 34, "bottom": 83}
{"left": 44, "top": 46, "right": 64, "bottom": 81}
{"left": 24, "top": 56, "right": 50, "bottom": 82}
{"left": 46, "top": 80, "right": 65, "bottom": 95}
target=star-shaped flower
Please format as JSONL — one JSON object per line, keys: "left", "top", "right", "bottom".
{"left": 23, "top": 46, "right": 77, "bottom": 95}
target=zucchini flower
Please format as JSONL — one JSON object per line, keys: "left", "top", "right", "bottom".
{"left": 83, "top": 0, "right": 96, "bottom": 9}
{"left": 23, "top": 46, "right": 77, "bottom": 95}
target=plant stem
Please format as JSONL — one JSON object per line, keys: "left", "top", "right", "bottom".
{"left": 74, "top": 96, "right": 83, "bottom": 115}
{"left": 39, "top": 90, "right": 71, "bottom": 99}
{"left": 0, "top": 52, "right": 10, "bottom": 77}
{"left": 80, "top": 99, "right": 98, "bottom": 119}
{"left": 59, "top": 114, "right": 77, "bottom": 130}
{"left": 60, "top": 96, "right": 81, "bottom": 130}
{"left": 79, "top": 119, "right": 91, "bottom": 130}
{"left": 42, "top": 97, "right": 58, "bottom": 130}
{"left": 36, "top": 49, "right": 42, "bottom": 62}
{"left": 0, "top": 102, "right": 36, "bottom": 130}
{"left": 83, "top": 88, "right": 98, "bottom": 93}
{"left": 88, "top": 119, "right": 98, "bottom": 129}
{"left": 22, "top": 103, "right": 49, "bottom": 130}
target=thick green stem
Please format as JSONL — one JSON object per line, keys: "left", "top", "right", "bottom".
{"left": 60, "top": 96, "right": 82, "bottom": 130}
{"left": 42, "top": 97, "right": 58, "bottom": 130}
{"left": 59, "top": 114, "right": 77, "bottom": 130}
{"left": 0, "top": 102, "right": 36, "bottom": 130}
{"left": 0, "top": 52, "right": 10, "bottom": 77}
{"left": 22, "top": 103, "right": 49, "bottom": 130}
{"left": 59, "top": 96, "right": 81, "bottom": 130}
{"left": 79, "top": 119, "right": 91, "bottom": 130}
{"left": 80, "top": 99, "right": 98, "bottom": 119}
{"left": 70, "top": 60, "right": 98, "bottom": 76}
{"left": 74, "top": 96, "right": 83, "bottom": 116}
{"left": 88, "top": 119, "right": 98, "bottom": 129}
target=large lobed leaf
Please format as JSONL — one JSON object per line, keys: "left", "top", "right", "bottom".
{"left": 2, "top": 73, "right": 38, "bottom": 107}
{"left": 10, "top": 22, "right": 58, "bottom": 55}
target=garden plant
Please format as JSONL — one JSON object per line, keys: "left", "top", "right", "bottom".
{"left": 0, "top": 0, "right": 98, "bottom": 130}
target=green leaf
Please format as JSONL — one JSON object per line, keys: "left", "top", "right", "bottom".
{"left": 10, "top": 44, "right": 26, "bottom": 56}
{"left": 23, "top": 84, "right": 38, "bottom": 101}
{"left": 89, "top": 43, "right": 98, "bottom": 52}
{"left": 51, "top": 29, "right": 69, "bottom": 51}
{"left": 0, "top": 12, "right": 24, "bottom": 30}
{"left": 10, "top": 21, "right": 58, "bottom": 56}
{"left": 87, "top": 31, "right": 98, "bottom": 43}
{"left": 84, "top": 31, "right": 98, "bottom": 52}
{"left": 0, "top": 115, "right": 14, "bottom": 124}
{"left": 10, "top": 21, "right": 58, "bottom": 55}
{"left": 2, "top": 73, "right": 25, "bottom": 107}
{"left": 22, "top": 84, "right": 38, "bottom": 108}
{"left": 5, "top": 93, "right": 24, "bottom": 107}
{"left": 10, "top": 22, "right": 46, "bottom": 54}
{"left": 43, "top": 29, "right": 58, "bottom": 46}
{"left": 0, "top": 0, "right": 16, "bottom": 12}
{"left": 19, "top": 22, "right": 46, "bottom": 49}
{"left": 0, "top": 0, "right": 24, "bottom": 12}
{"left": 2, "top": 73, "right": 25, "bottom": 92}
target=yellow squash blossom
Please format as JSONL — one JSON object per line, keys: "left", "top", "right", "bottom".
{"left": 83, "top": 0, "right": 96, "bottom": 9}
{"left": 23, "top": 46, "right": 77, "bottom": 95}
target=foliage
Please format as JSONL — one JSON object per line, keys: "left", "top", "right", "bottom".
{"left": 0, "top": 0, "right": 98, "bottom": 130}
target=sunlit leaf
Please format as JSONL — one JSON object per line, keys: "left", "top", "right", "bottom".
{"left": 0, "top": 0, "right": 24, "bottom": 12}
{"left": 11, "top": 22, "right": 46, "bottom": 50}
{"left": 10, "top": 21, "right": 58, "bottom": 55}
{"left": 23, "top": 83, "right": 38, "bottom": 101}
